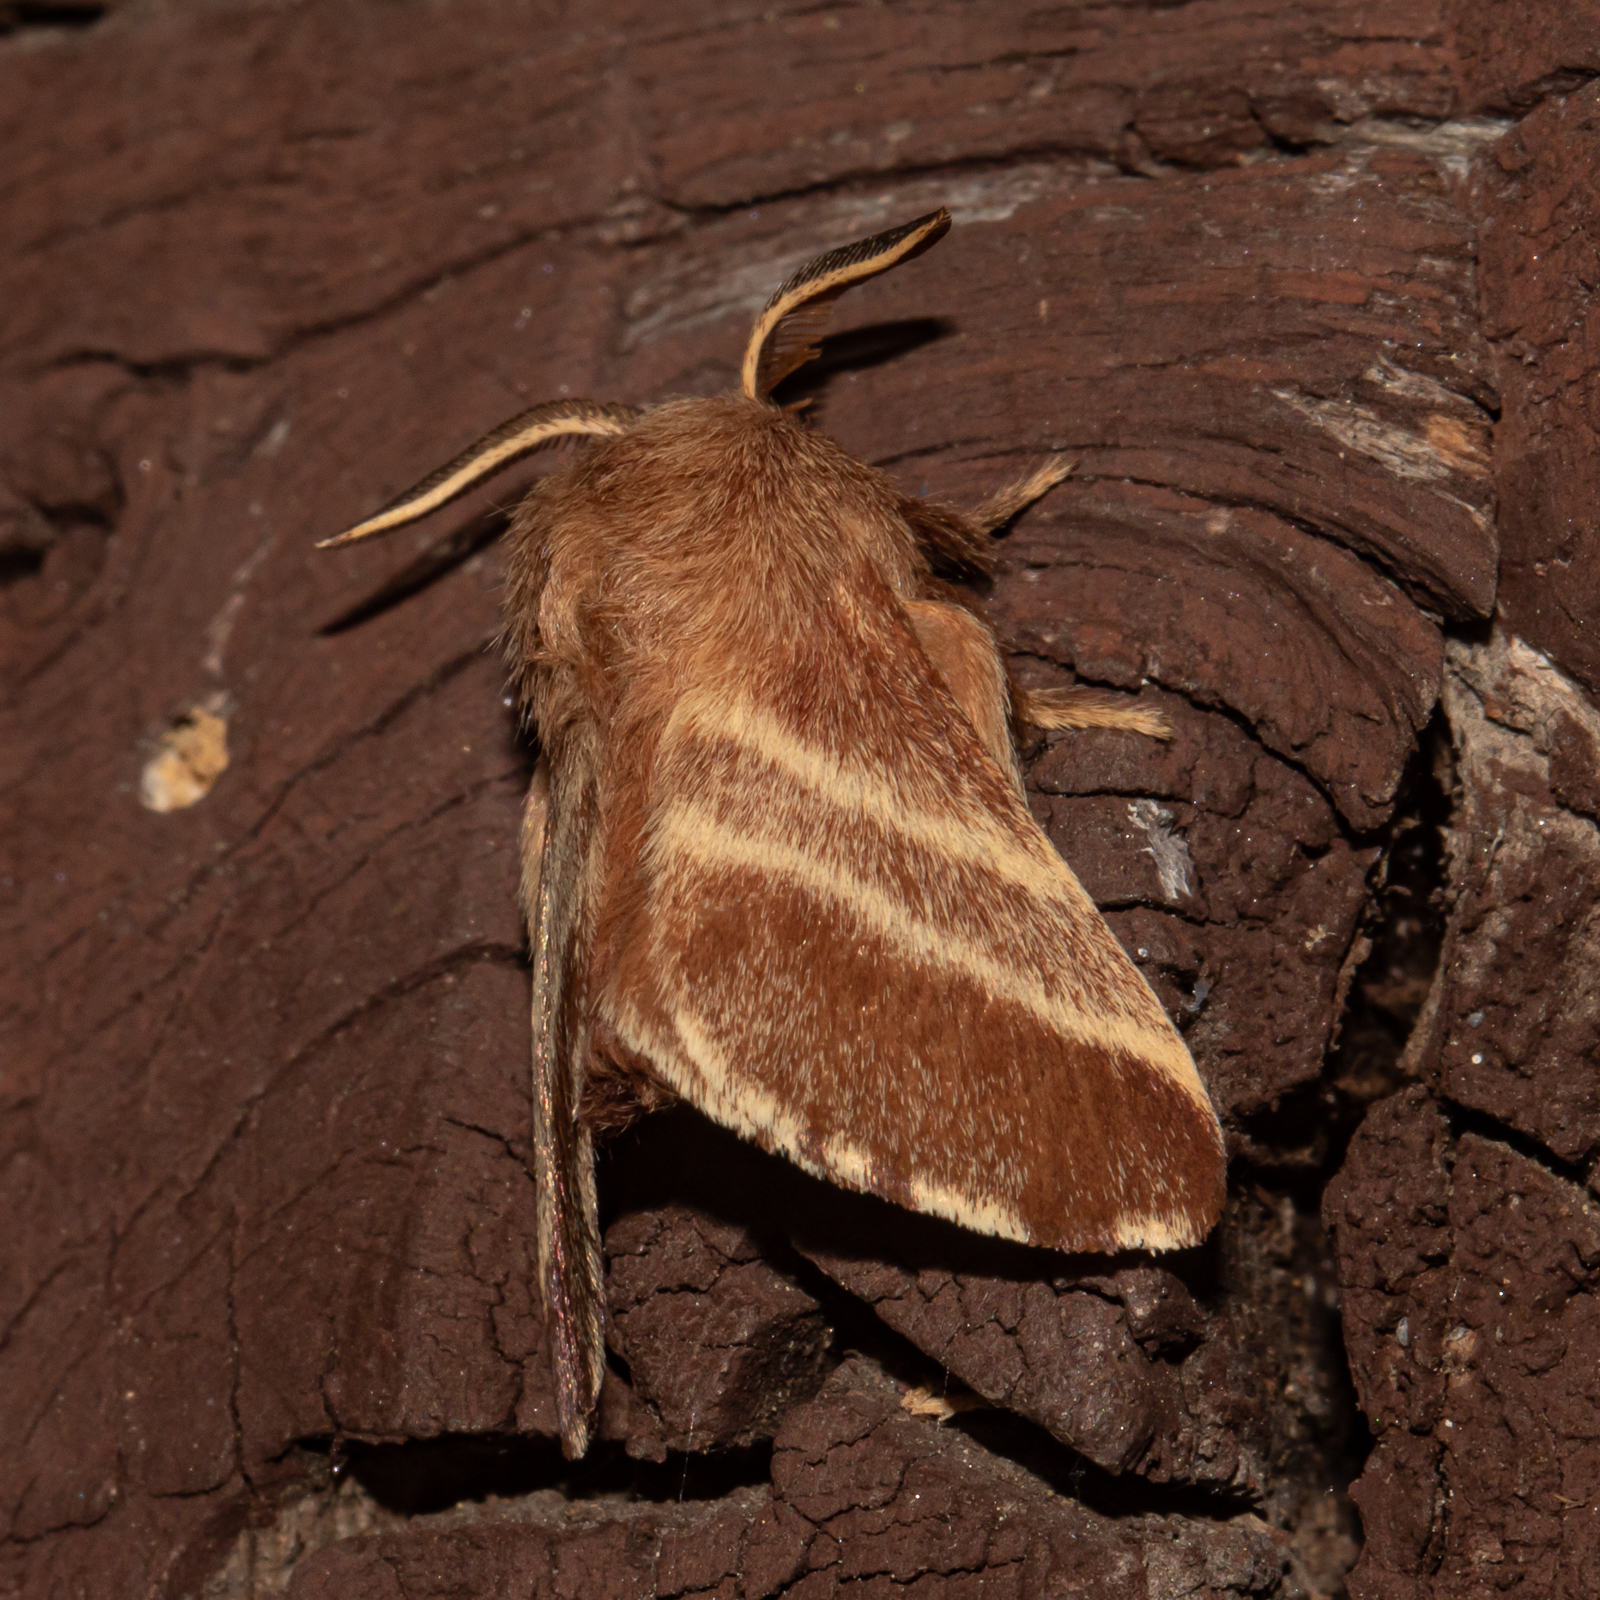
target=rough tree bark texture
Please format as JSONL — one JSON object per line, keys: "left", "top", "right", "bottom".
{"left": 3, "top": 3, "right": 1598, "bottom": 1598}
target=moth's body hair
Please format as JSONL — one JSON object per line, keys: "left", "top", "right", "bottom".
{"left": 322, "top": 208, "right": 1226, "bottom": 1459}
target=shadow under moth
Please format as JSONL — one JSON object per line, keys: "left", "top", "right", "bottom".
{"left": 322, "top": 208, "right": 1226, "bottom": 1458}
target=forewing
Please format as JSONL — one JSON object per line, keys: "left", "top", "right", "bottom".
{"left": 600, "top": 593, "right": 1225, "bottom": 1254}
{"left": 525, "top": 751, "right": 607, "bottom": 1458}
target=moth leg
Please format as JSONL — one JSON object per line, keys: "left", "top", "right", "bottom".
{"left": 527, "top": 753, "right": 607, "bottom": 1459}
{"left": 904, "top": 599, "right": 1025, "bottom": 794}
{"left": 962, "top": 455, "right": 1171, "bottom": 740}
{"left": 900, "top": 497, "right": 995, "bottom": 575}
{"left": 1012, "top": 682, "right": 1173, "bottom": 740}
{"left": 972, "top": 454, "right": 1074, "bottom": 535}
{"left": 908, "top": 593, "right": 1171, "bottom": 743}
{"left": 901, "top": 455, "right": 1074, "bottom": 574}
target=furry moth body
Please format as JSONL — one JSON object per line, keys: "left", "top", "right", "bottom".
{"left": 323, "top": 208, "right": 1227, "bottom": 1458}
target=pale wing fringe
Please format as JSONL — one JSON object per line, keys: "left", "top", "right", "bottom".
{"left": 653, "top": 796, "right": 1192, "bottom": 1080}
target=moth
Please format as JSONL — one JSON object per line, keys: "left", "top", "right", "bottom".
{"left": 322, "top": 209, "right": 1226, "bottom": 1457}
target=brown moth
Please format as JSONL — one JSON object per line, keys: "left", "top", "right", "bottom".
{"left": 321, "top": 208, "right": 1227, "bottom": 1458}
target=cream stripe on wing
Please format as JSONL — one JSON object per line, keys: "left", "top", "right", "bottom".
{"left": 626, "top": 1000, "right": 1201, "bottom": 1249}
{"left": 653, "top": 798, "right": 1199, "bottom": 1090}
{"left": 1107, "top": 1208, "right": 1201, "bottom": 1251}
{"left": 900, "top": 1173, "right": 1033, "bottom": 1242}
{"left": 671, "top": 696, "right": 1086, "bottom": 912}
{"left": 625, "top": 998, "right": 1207, "bottom": 1250}
{"left": 616, "top": 999, "right": 1036, "bottom": 1243}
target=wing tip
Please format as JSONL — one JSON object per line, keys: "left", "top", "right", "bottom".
{"left": 558, "top": 1409, "right": 594, "bottom": 1460}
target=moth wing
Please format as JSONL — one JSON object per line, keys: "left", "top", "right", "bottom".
{"left": 524, "top": 754, "right": 607, "bottom": 1458}
{"left": 901, "top": 599, "right": 1023, "bottom": 791}
{"left": 600, "top": 594, "right": 1225, "bottom": 1254}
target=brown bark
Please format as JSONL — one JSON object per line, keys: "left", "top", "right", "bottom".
{"left": 2, "top": 3, "right": 1596, "bottom": 1597}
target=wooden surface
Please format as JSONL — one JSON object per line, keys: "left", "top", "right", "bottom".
{"left": 4, "top": 3, "right": 1599, "bottom": 1596}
